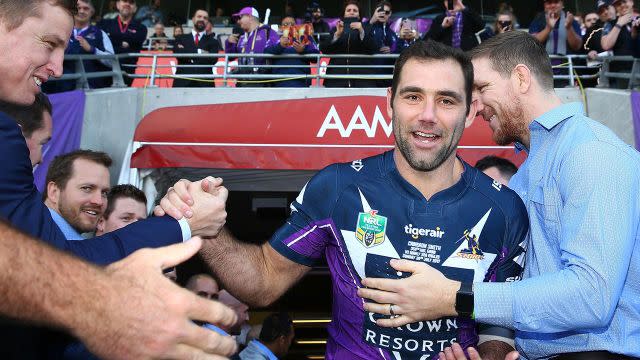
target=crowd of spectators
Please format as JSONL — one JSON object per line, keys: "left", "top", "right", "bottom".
{"left": 45, "top": 0, "right": 640, "bottom": 91}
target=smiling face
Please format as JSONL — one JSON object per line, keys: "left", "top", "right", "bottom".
{"left": 116, "top": 0, "right": 135, "bottom": 18}
{"left": 472, "top": 57, "right": 528, "bottom": 146}
{"left": 388, "top": 58, "right": 474, "bottom": 173}
{"left": 75, "top": 0, "right": 94, "bottom": 27}
{"left": 0, "top": 2, "right": 72, "bottom": 105}
{"left": 48, "top": 158, "right": 110, "bottom": 233}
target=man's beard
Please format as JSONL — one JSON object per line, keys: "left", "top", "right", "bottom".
{"left": 194, "top": 20, "right": 206, "bottom": 32}
{"left": 393, "top": 112, "right": 465, "bottom": 172}
{"left": 58, "top": 197, "right": 101, "bottom": 233}
{"left": 491, "top": 94, "right": 527, "bottom": 146}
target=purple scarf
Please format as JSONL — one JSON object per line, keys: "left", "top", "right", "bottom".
{"left": 451, "top": 11, "right": 463, "bottom": 48}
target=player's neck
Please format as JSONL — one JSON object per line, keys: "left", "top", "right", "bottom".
{"left": 394, "top": 152, "right": 464, "bottom": 201}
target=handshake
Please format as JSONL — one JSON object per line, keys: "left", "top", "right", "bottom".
{"left": 154, "top": 176, "right": 229, "bottom": 238}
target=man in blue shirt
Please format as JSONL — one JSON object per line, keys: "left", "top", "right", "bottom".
{"left": 238, "top": 312, "right": 295, "bottom": 360}
{"left": 43, "top": 150, "right": 112, "bottom": 240}
{"left": 358, "top": 31, "right": 640, "bottom": 359}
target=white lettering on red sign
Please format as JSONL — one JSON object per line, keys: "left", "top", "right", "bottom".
{"left": 316, "top": 105, "right": 393, "bottom": 138}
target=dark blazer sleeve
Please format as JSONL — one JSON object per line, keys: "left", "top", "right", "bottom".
{"left": 173, "top": 34, "right": 195, "bottom": 54}
{"left": 425, "top": 14, "right": 446, "bottom": 41}
{"left": 202, "top": 35, "right": 220, "bottom": 54}
{"left": 320, "top": 29, "right": 346, "bottom": 54}
{"left": 463, "top": 8, "right": 485, "bottom": 33}
{"left": 0, "top": 112, "right": 182, "bottom": 265}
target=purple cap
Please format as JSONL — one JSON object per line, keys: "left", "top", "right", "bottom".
{"left": 232, "top": 7, "right": 259, "bottom": 18}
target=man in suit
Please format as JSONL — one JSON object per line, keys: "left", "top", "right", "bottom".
{"left": 173, "top": 9, "right": 220, "bottom": 88}
{"left": 424, "top": 0, "right": 485, "bottom": 51}
{"left": 0, "top": 93, "right": 52, "bottom": 167}
{"left": 0, "top": 0, "right": 237, "bottom": 358}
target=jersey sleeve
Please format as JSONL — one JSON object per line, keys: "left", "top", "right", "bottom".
{"left": 269, "top": 165, "right": 340, "bottom": 267}
{"left": 486, "top": 191, "right": 529, "bottom": 283}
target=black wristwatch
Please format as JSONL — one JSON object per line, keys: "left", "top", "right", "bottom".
{"left": 455, "top": 282, "right": 474, "bottom": 318}
{"left": 615, "top": 23, "right": 623, "bottom": 30}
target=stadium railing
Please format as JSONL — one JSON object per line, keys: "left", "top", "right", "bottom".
{"left": 49, "top": 53, "right": 640, "bottom": 90}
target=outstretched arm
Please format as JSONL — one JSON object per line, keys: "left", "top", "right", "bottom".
{"left": 155, "top": 177, "right": 311, "bottom": 307}
{"left": 200, "top": 228, "right": 310, "bottom": 307}
{"left": 0, "top": 221, "right": 238, "bottom": 359}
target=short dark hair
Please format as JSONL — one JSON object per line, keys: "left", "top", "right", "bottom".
{"left": 0, "top": 0, "right": 77, "bottom": 31}
{"left": 374, "top": 1, "right": 392, "bottom": 10}
{"left": 103, "top": 184, "right": 147, "bottom": 219}
{"left": 475, "top": 155, "right": 518, "bottom": 178}
{"left": 468, "top": 31, "right": 554, "bottom": 91}
{"left": 0, "top": 93, "right": 52, "bottom": 137}
{"left": 391, "top": 39, "right": 474, "bottom": 115}
{"left": 43, "top": 150, "right": 112, "bottom": 200}
{"left": 342, "top": 0, "right": 360, "bottom": 16}
{"left": 259, "top": 312, "right": 293, "bottom": 343}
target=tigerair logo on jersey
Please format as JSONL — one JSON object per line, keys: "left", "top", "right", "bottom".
{"left": 355, "top": 210, "right": 387, "bottom": 248}
{"left": 456, "top": 229, "right": 485, "bottom": 260}
{"left": 404, "top": 224, "right": 445, "bottom": 239}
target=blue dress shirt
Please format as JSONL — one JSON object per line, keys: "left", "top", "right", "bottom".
{"left": 474, "top": 102, "right": 640, "bottom": 358}
{"left": 239, "top": 340, "right": 279, "bottom": 360}
{"left": 48, "top": 207, "right": 84, "bottom": 240}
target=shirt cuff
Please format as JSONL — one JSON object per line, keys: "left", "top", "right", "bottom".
{"left": 177, "top": 217, "right": 192, "bottom": 242}
{"left": 474, "top": 282, "right": 514, "bottom": 329}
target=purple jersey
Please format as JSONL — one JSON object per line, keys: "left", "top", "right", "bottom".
{"left": 270, "top": 151, "right": 528, "bottom": 359}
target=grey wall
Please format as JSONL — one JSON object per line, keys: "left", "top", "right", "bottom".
{"left": 79, "top": 87, "right": 633, "bottom": 185}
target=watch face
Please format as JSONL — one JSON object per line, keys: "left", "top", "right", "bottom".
{"left": 456, "top": 282, "right": 474, "bottom": 317}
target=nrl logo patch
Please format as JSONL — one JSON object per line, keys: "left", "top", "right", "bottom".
{"left": 355, "top": 210, "right": 387, "bottom": 248}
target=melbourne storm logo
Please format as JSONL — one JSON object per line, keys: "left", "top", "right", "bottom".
{"left": 355, "top": 210, "right": 387, "bottom": 248}
{"left": 456, "top": 229, "right": 485, "bottom": 260}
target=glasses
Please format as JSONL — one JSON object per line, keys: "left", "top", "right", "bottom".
{"left": 282, "top": 22, "right": 296, "bottom": 26}
{"left": 380, "top": 10, "right": 391, "bottom": 15}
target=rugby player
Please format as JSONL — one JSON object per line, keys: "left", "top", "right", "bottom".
{"left": 157, "top": 40, "right": 529, "bottom": 359}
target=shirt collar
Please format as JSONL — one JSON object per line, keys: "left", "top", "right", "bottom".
{"left": 531, "top": 102, "right": 584, "bottom": 131}
{"left": 250, "top": 340, "right": 279, "bottom": 360}
{"left": 191, "top": 29, "right": 205, "bottom": 37}
{"left": 48, "top": 207, "right": 84, "bottom": 240}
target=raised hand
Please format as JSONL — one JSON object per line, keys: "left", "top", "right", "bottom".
{"left": 82, "top": 237, "right": 238, "bottom": 359}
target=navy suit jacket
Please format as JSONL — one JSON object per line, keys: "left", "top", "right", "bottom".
{"left": 0, "top": 111, "right": 183, "bottom": 265}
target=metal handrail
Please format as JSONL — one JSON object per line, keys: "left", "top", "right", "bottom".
{"left": 46, "top": 52, "right": 640, "bottom": 89}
